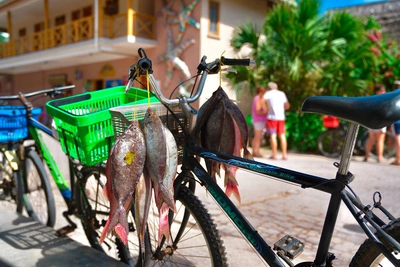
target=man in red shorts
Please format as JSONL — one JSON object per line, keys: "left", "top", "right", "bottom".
{"left": 263, "top": 82, "right": 290, "bottom": 160}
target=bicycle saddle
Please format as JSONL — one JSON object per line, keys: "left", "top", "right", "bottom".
{"left": 301, "top": 89, "right": 400, "bottom": 129}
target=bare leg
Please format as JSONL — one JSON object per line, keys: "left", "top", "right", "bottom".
{"left": 251, "top": 130, "right": 263, "bottom": 157}
{"left": 269, "top": 133, "right": 278, "bottom": 159}
{"left": 395, "top": 134, "right": 400, "bottom": 164}
{"left": 279, "top": 133, "right": 288, "bottom": 159}
{"left": 364, "top": 132, "right": 376, "bottom": 161}
{"left": 376, "top": 132, "right": 386, "bottom": 162}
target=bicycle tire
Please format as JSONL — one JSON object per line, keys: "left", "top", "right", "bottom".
{"left": 75, "top": 166, "right": 133, "bottom": 265}
{"left": 22, "top": 148, "right": 56, "bottom": 227}
{"left": 359, "top": 130, "right": 396, "bottom": 159}
{"left": 349, "top": 218, "right": 400, "bottom": 266}
{"left": 77, "top": 166, "right": 227, "bottom": 266}
{"left": 317, "top": 129, "right": 346, "bottom": 158}
{"left": 134, "top": 185, "right": 228, "bottom": 267}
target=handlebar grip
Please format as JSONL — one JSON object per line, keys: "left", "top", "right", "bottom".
{"left": 221, "top": 57, "right": 255, "bottom": 67}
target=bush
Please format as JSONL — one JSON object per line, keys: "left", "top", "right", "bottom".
{"left": 285, "top": 112, "right": 324, "bottom": 152}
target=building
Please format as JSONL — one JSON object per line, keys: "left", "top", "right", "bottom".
{"left": 332, "top": 0, "right": 400, "bottom": 46}
{"left": 0, "top": 0, "right": 269, "bottom": 109}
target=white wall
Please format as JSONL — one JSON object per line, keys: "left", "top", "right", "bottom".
{"left": 199, "top": 0, "right": 266, "bottom": 107}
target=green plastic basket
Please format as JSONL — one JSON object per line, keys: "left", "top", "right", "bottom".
{"left": 46, "top": 86, "right": 159, "bottom": 166}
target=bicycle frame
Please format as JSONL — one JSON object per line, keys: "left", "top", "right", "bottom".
{"left": 178, "top": 143, "right": 400, "bottom": 266}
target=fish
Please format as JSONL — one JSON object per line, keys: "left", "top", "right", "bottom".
{"left": 143, "top": 107, "right": 177, "bottom": 212}
{"left": 192, "top": 87, "right": 225, "bottom": 144}
{"left": 201, "top": 100, "right": 225, "bottom": 180}
{"left": 99, "top": 120, "right": 146, "bottom": 245}
{"left": 143, "top": 107, "right": 178, "bottom": 243}
{"left": 222, "top": 117, "right": 242, "bottom": 203}
{"left": 219, "top": 89, "right": 253, "bottom": 160}
{"left": 135, "top": 170, "right": 152, "bottom": 249}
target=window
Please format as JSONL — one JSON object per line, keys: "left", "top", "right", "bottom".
{"left": 209, "top": 1, "right": 219, "bottom": 37}
{"left": 83, "top": 6, "right": 93, "bottom": 17}
{"left": 55, "top": 15, "right": 66, "bottom": 26}
{"left": 71, "top": 10, "right": 81, "bottom": 21}
{"left": 18, "top": 28, "right": 26, "bottom": 37}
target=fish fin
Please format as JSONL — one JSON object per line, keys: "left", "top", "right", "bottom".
{"left": 99, "top": 217, "right": 111, "bottom": 244}
{"left": 223, "top": 165, "right": 238, "bottom": 187}
{"left": 158, "top": 203, "right": 170, "bottom": 245}
{"left": 225, "top": 180, "right": 241, "bottom": 203}
{"left": 244, "top": 148, "right": 254, "bottom": 160}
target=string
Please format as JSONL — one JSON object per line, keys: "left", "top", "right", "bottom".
{"left": 133, "top": 79, "right": 137, "bottom": 121}
{"left": 219, "top": 50, "right": 226, "bottom": 87}
{"left": 147, "top": 69, "right": 151, "bottom": 107}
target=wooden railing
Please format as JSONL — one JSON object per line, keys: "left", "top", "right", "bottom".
{"left": 0, "top": 12, "right": 155, "bottom": 58}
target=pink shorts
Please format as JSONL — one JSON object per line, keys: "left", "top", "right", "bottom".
{"left": 266, "top": 120, "right": 285, "bottom": 135}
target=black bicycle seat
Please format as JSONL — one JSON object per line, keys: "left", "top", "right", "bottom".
{"left": 301, "top": 89, "right": 400, "bottom": 129}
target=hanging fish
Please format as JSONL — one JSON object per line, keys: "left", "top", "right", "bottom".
{"left": 99, "top": 120, "right": 146, "bottom": 245}
{"left": 143, "top": 107, "right": 178, "bottom": 242}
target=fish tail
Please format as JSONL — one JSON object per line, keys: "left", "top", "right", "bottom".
{"left": 225, "top": 179, "right": 241, "bottom": 203}
{"left": 114, "top": 206, "right": 129, "bottom": 245}
{"left": 161, "top": 185, "right": 176, "bottom": 213}
{"left": 158, "top": 203, "right": 170, "bottom": 245}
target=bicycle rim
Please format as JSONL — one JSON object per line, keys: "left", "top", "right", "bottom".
{"left": 132, "top": 185, "right": 227, "bottom": 267}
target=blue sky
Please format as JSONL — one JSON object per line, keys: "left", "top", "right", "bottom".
{"left": 320, "top": 0, "right": 387, "bottom": 13}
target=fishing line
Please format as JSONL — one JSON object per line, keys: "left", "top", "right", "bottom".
{"left": 147, "top": 69, "right": 151, "bottom": 107}
{"left": 219, "top": 50, "right": 225, "bottom": 87}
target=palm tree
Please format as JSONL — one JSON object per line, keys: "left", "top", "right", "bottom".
{"left": 228, "top": 0, "right": 380, "bottom": 112}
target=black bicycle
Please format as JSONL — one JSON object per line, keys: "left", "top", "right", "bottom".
{"left": 318, "top": 118, "right": 396, "bottom": 159}
{"left": 105, "top": 48, "right": 400, "bottom": 266}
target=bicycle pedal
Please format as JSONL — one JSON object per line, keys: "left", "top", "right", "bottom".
{"left": 55, "top": 225, "right": 76, "bottom": 237}
{"left": 274, "top": 235, "right": 304, "bottom": 259}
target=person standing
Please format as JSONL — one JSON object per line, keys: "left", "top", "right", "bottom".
{"left": 251, "top": 86, "right": 268, "bottom": 157}
{"left": 390, "top": 81, "right": 400, "bottom": 166}
{"left": 364, "top": 84, "right": 387, "bottom": 163}
{"left": 263, "top": 82, "right": 290, "bottom": 160}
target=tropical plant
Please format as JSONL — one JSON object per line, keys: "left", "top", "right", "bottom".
{"left": 228, "top": 0, "right": 400, "bottom": 152}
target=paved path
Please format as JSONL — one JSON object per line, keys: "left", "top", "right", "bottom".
{"left": 195, "top": 147, "right": 399, "bottom": 266}
{"left": 0, "top": 141, "right": 399, "bottom": 266}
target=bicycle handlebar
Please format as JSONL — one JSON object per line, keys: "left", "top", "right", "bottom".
{"left": 0, "top": 85, "right": 75, "bottom": 111}
{"left": 125, "top": 48, "right": 255, "bottom": 108}
{"left": 0, "top": 85, "right": 75, "bottom": 102}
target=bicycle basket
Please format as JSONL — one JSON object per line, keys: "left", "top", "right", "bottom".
{"left": 46, "top": 86, "right": 158, "bottom": 166}
{"left": 0, "top": 106, "right": 42, "bottom": 142}
{"left": 109, "top": 102, "right": 189, "bottom": 164}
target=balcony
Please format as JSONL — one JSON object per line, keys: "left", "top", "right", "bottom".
{"left": 0, "top": 11, "right": 156, "bottom": 73}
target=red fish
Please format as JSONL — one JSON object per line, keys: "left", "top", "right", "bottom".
{"left": 99, "top": 120, "right": 146, "bottom": 245}
{"left": 143, "top": 108, "right": 178, "bottom": 243}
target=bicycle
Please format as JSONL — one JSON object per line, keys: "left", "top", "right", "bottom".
{"left": 107, "top": 47, "right": 400, "bottom": 266}
{"left": 318, "top": 116, "right": 396, "bottom": 159}
{"left": 0, "top": 101, "right": 57, "bottom": 226}
{"left": 0, "top": 85, "right": 158, "bottom": 265}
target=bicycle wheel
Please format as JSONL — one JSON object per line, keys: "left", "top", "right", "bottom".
{"left": 350, "top": 219, "right": 400, "bottom": 266}
{"left": 359, "top": 130, "right": 396, "bottom": 159}
{"left": 76, "top": 166, "right": 133, "bottom": 265}
{"left": 77, "top": 166, "right": 227, "bottom": 266}
{"left": 317, "top": 129, "right": 346, "bottom": 158}
{"left": 22, "top": 148, "right": 56, "bottom": 227}
{"left": 133, "top": 185, "right": 228, "bottom": 267}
